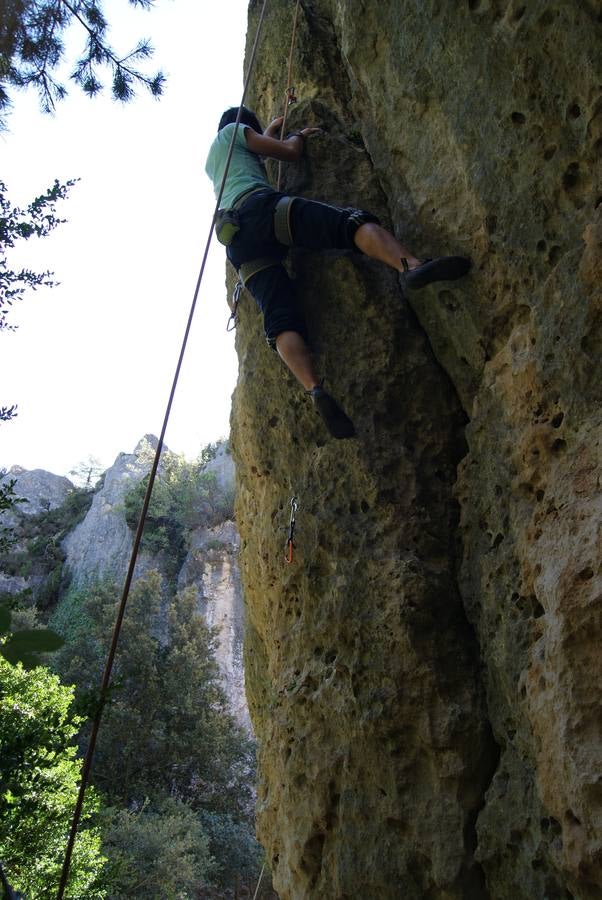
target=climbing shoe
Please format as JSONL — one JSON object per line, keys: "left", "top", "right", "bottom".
{"left": 308, "top": 385, "right": 356, "bottom": 439}
{"left": 401, "top": 256, "right": 471, "bottom": 290}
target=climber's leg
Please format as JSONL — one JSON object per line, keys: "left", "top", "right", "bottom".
{"left": 275, "top": 330, "right": 319, "bottom": 391}
{"left": 243, "top": 266, "right": 356, "bottom": 439}
{"left": 354, "top": 222, "right": 471, "bottom": 287}
{"left": 353, "top": 222, "right": 421, "bottom": 272}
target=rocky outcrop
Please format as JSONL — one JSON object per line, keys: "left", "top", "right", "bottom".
{"left": 178, "top": 520, "right": 248, "bottom": 728}
{"left": 0, "top": 467, "right": 74, "bottom": 524}
{"left": 62, "top": 435, "right": 159, "bottom": 587}
{"left": 230, "top": 2, "right": 601, "bottom": 898}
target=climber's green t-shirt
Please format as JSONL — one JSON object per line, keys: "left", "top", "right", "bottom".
{"left": 205, "top": 123, "right": 270, "bottom": 210}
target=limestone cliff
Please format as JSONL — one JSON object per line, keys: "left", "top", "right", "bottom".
{"left": 230, "top": 2, "right": 601, "bottom": 898}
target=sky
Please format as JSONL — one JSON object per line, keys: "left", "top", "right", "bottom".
{"left": 1, "top": 0, "right": 249, "bottom": 478}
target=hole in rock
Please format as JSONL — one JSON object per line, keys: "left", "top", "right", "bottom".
{"left": 567, "top": 103, "right": 581, "bottom": 119}
{"left": 565, "top": 810, "right": 582, "bottom": 826}
{"left": 578, "top": 567, "right": 594, "bottom": 581}
{"left": 532, "top": 600, "right": 545, "bottom": 618}
{"left": 536, "top": 239, "right": 547, "bottom": 252}
{"left": 513, "top": 5, "right": 526, "bottom": 21}
{"left": 468, "top": 0, "right": 481, "bottom": 9}
{"left": 551, "top": 412, "right": 564, "bottom": 427}
{"left": 543, "top": 145, "right": 557, "bottom": 160}
{"left": 511, "top": 111, "right": 526, "bottom": 125}
{"left": 548, "top": 245, "right": 561, "bottom": 264}
{"left": 360, "top": 499, "right": 370, "bottom": 513}
{"left": 595, "top": 196, "right": 602, "bottom": 209}
{"left": 492, "top": 533, "right": 504, "bottom": 549}
{"left": 552, "top": 438, "right": 567, "bottom": 454}
{"left": 536, "top": 489, "right": 545, "bottom": 501}
{"left": 595, "top": 138, "right": 602, "bottom": 158}
{"left": 562, "top": 164, "right": 580, "bottom": 191}
{"left": 486, "top": 214, "right": 497, "bottom": 233}
{"left": 268, "top": 415, "right": 279, "bottom": 427}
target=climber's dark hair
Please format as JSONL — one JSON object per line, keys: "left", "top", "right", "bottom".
{"left": 218, "top": 106, "right": 263, "bottom": 134}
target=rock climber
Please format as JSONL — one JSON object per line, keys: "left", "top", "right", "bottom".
{"left": 206, "top": 106, "right": 471, "bottom": 439}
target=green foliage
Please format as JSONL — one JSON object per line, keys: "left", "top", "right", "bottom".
{"left": 0, "top": 472, "right": 26, "bottom": 554}
{"left": 123, "top": 446, "right": 234, "bottom": 579}
{"left": 55, "top": 575, "right": 255, "bottom": 812}
{"left": 0, "top": 573, "right": 65, "bottom": 670}
{"left": 0, "top": 175, "right": 77, "bottom": 431}
{"left": 100, "top": 798, "right": 215, "bottom": 899}
{"left": 0, "top": 178, "right": 78, "bottom": 331}
{"left": 0, "top": 621, "right": 64, "bottom": 669}
{"left": 52, "top": 574, "right": 261, "bottom": 890}
{"left": 0, "top": 485, "right": 94, "bottom": 608}
{"left": 199, "top": 811, "right": 263, "bottom": 890}
{"left": 0, "top": 0, "right": 165, "bottom": 121}
{"left": 0, "top": 657, "right": 106, "bottom": 898}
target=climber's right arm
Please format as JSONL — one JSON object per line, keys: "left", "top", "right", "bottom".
{"left": 244, "top": 129, "right": 303, "bottom": 161}
{"left": 244, "top": 127, "right": 320, "bottom": 162}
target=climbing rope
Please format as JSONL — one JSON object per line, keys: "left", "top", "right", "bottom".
{"left": 252, "top": 863, "right": 266, "bottom": 900}
{"left": 277, "top": 0, "right": 302, "bottom": 190}
{"left": 55, "top": 2, "right": 270, "bottom": 896}
{"left": 285, "top": 496, "right": 298, "bottom": 564}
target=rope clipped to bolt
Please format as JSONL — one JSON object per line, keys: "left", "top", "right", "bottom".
{"left": 285, "top": 496, "right": 298, "bottom": 564}
{"left": 55, "top": 2, "right": 271, "bottom": 897}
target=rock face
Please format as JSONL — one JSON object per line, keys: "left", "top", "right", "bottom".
{"left": 62, "top": 435, "right": 159, "bottom": 587}
{"left": 178, "top": 520, "right": 248, "bottom": 728}
{"left": 230, "top": 2, "right": 601, "bottom": 898}
{"left": 0, "top": 467, "right": 74, "bottom": 524}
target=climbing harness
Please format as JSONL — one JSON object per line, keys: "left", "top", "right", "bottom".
{"left": 55, "top": 3, "right": 271, "bottom": 897}
{"left": 224, "top": 191, "right": 297, "bottom": 330}
{"left": 285, "top": 496, "right": 298, "bottom": 564}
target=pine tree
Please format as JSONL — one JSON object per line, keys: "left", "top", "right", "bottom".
{"left": 0, "top": 0, "right": 165, "bottom": 123}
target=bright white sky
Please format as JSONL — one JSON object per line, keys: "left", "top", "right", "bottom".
{"left": 0, "top": 0, "right": 250, "bottom": 478}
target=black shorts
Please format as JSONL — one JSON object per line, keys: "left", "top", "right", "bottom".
{"left": 226, "top": 189, "right": 379, "bottom": 348}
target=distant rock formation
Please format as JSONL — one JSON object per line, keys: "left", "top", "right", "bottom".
{"left": 230, "top": 2, "right": 601, "bottom": 898}
{"left": 0, "top": 466, "right": 74, "bottom": 523}
{"left": 62, "top": 435, "right": 159, "bottom": 588}
{"left": 0, "top": 437, "right": 248, "bottom": 727}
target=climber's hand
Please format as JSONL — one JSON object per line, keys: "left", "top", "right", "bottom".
{"left": 264, "top": 116, "right": 285, "bottom": 138}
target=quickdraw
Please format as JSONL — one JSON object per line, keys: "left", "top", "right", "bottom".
{"left": 286, "top": 85, "right": 297, "bottom": 106}
{"left": 285, "top": 496, "right": 298, "bottom": 564}
{"left": 226, "top": 280, "right": 243, "bottom": 332}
